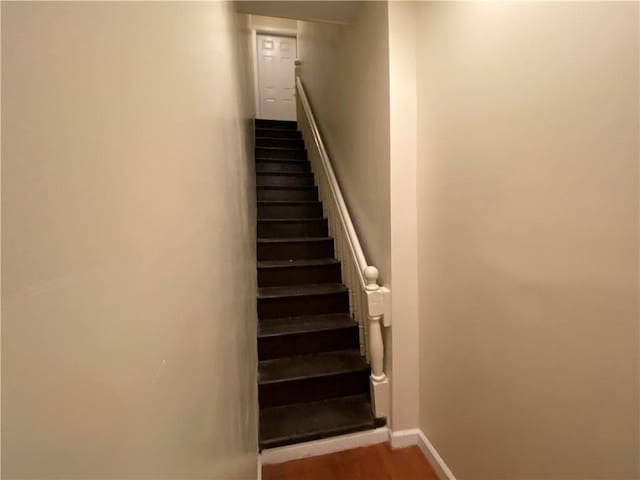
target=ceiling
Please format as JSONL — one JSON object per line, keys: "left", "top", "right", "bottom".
{"left": 234, "top": 1, "right": 362, "bottom": 25}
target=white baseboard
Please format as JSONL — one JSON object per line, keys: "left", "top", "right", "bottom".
{"left": 390, "top": 427, "right": 422, "bottom": 449}
{"left": 260, "top": 427, "right": 390, "bottom": 465}
{"left": 258, "top": 426, "right": 454, "bottom": 480}
{"left": 390, "top": 428, "right": 456, "bottom": 480}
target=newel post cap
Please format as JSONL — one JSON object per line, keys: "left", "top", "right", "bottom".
{"left": 364, "top": 266, "right": 379, "bottom": 290}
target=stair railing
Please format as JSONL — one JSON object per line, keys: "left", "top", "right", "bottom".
{"left": 295, "top": 75, "right": 390, "bottom": 419}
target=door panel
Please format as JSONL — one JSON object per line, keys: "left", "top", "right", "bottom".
{"left": 257, "top": 34, "right": 296, "bottom": 121}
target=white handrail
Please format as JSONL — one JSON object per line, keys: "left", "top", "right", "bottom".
{"left": 295, "top": 76, "right": 390, "bottom": 419}
{"left": 296, "top": 77, "right": 374, "bottom": 288}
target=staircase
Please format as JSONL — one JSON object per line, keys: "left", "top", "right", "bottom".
{"left": 255, "top": 118, "right": 380, "bottom": 450}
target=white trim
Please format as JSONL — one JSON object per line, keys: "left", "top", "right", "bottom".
{"left": 251, "top": 28, "right": 260, "bottom": 119}
{"left": 260, "top": 427, "right": 390, "bottom": 465}
{"left": 259, "top": 427, "right": 455, "bottom": 480}
{"left": 254, "top": 27, "right": 298, "bottom": 37}
{"left": 390, "top": 428, "right": 421, "bottom": 449}
{"left": 257, "top": 454, "right": 262, "bottom": 480}
{"left": 390, "top": 429, "right": 457, "bottom": 480}
{"left": 416, "top": 430, "right": 457, "bottom": 480}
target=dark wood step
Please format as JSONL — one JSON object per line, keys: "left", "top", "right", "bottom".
{"left": 256, "top": 156, "right": 308, "bottom": 164}
{"left": 257, "top": 186, "right": 318, "bottom": 201}
{"left": 257, "top": 237, "right": 334, "bottom": 261}
{"left": 256, "top": 160, "right": 310, "bottom": 174}
{"left": 256, "top": 137, "right": 305, "bottom": 149}
{"left": 258, "top": 201, "right": 322, "bottom": 219}
{"left": 256, "top": 119, "right": 297, "bottom": 130}
{"left": 253, "top": 117, "right": 376, "bottom": 449}
{"left": 259, "top": 395, "right": 376, "bottom": 449}
{"left": 256, "top": 146, "right": 307, "bottom": 160}
{"left": 258, "top": 350, "right": 370, "bottom": 408}
{"left": 256, "top": 172, "right": 314, "bottom": 188}
{"left": 256, "top": 128, "right": 302, "bottom": 139}
{"left": 257, "top": 283, "right": 348, "bottom": 319}
{"left": 258, "top": 313, "right": 358, "bottom": 359}
{"left": 258, "top": 218, "right": 328, "bottom": 238}
{"left": 258, "top": 258, "right": 341, "bottom": 287}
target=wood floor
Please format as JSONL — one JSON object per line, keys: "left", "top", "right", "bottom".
{"left": 262, "top": 443, "right": 439, "bottom": 480}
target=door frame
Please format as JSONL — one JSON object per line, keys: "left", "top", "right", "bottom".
{"left": 251, "top": 27, "right": 299, "bottom": 119}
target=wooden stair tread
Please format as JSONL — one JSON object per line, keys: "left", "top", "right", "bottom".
{"left": 256, "top": 128, "right": 301, "bottom": 135}
{"left": 256, "top": 136, "right": 303, "bottom": 141}
{"left": 257, "top": 146, "right": 305, "bottom": 152}
{"left": 256, "top": 158, "right": 309, "bottom": 163}
{"left": 258, "top": 218, "right": 325, "bottom": 223}
{"left": 256, "top": 172, "right": 312, "bottom": 176}
{"left": 257, "top": 237, "right": 332, "bottom": 244}
{"left": 257, "top": 201, "right": 320, "bottom": 205}
{"left": 257, "top": 258, "right": 339, "bottom": 269}
{"left": 255, "top": 119, "right": 297, "bottom": 130}
{"left": 257, "top": 185, "right": 316, "bottom": 190}
{"left": 259, "top": 395, "right": 375, "bottom": 449}
{"left": 259, "top": 350, "right": 368, "bottom": 384}
{"left": 258, "top": 283, "right": 346, "bottom": 299}
{"left": 259, "top": 313, "right": 355, "bottom": 337}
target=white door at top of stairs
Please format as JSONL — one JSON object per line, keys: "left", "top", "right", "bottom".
{"left": 257, "top": 34, "right": 296, "bottom": 121}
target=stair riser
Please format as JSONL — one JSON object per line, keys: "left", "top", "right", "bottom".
{"left": 258, "top": 292, "right": 348, "bottom": 319}
{"left": 258, "top": 203, "right": 323, "bottom": 219}
{"left": 260, "top": 422, "right": 373, "bottom": 450}
{"left": 257, "top": 188, "right": 318, "bottom": 202}
{"left": 256, "top": 161, "right": 310, "bottom": 174}
{"left": 256, "top": 128, "right": 302, "bottom": 139}
{"left": 258, "top": 328, "right": 359, "bottom": 360}
{"left": 256, "top": 174, "right": 314, "bottom": 188}
{"left": 259, "top": 371, "right": 369, "bottom": 408}
{"left": 256, "top": 147, "right": 307, "bottom": 160}
{"left": 258, "top": 263, "right": 342, "bottom": 287}
{"left": 258, "top": 220, "right": 328, "bottom": 238}
{"left": 256, "top": 138, "right": 305, "bottom": 149}
{"left": 257, "top": 240, "right": 334, "bottom": 261}
{"left": 256, "top": 119, "right": 297, "bottom": 130}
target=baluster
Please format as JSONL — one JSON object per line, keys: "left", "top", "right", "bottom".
{"left": 328, "top": 198, "right": 333, "bottom": 236}
{"left": 347, "top": 245, "right": 355, "bottom": 315}
{"left": 342, "top": 241, "right": 349, "bottom": 287}
{"left": 349, "top": 261, "right": 356, "bottom": 319}
{"left": 358, "top": 283, "right": 367, "bottom": 357}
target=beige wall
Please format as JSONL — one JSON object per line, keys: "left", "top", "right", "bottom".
{"left": 387, "top": 1, "right": 420, "bottom": 431}
{"left": 416, "top": 2, "right": 639, "bottom": 478}
{"left": 1, "top": 2, "right": 258, "bottom": 479}
{"left": 297, "top": 2, "right": 391, "bottom": 285}
{"left": 250, "top": 14, "right": 298, "bottom": 33}
{"left": 237, "top": 2, "right": 361, "bottom": 26}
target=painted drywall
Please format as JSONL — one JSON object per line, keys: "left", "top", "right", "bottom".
{"left": 387, "top": 1, "right": 420, "bottom": 431}
{"left": 236, "top": 1, "right": 362, "bottom": 26}
{"left": 297, "top": 2, "right": 391, "bottom": 287}
{"left": 250, "top": 14, "right": 298, "bottom": 33}
{"left": 2, "top": 2, "right": 258, "bottom": 479}
{"left": 415, "top": 2, "right": 639, "bottom": 478}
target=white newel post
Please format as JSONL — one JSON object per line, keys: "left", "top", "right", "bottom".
{"left": 364, "top": 266, "right": 390, "bottom": 419}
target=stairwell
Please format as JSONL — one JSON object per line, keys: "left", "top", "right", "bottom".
{"left": 255, "top": 118, "right": 382, "bottom": 450}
